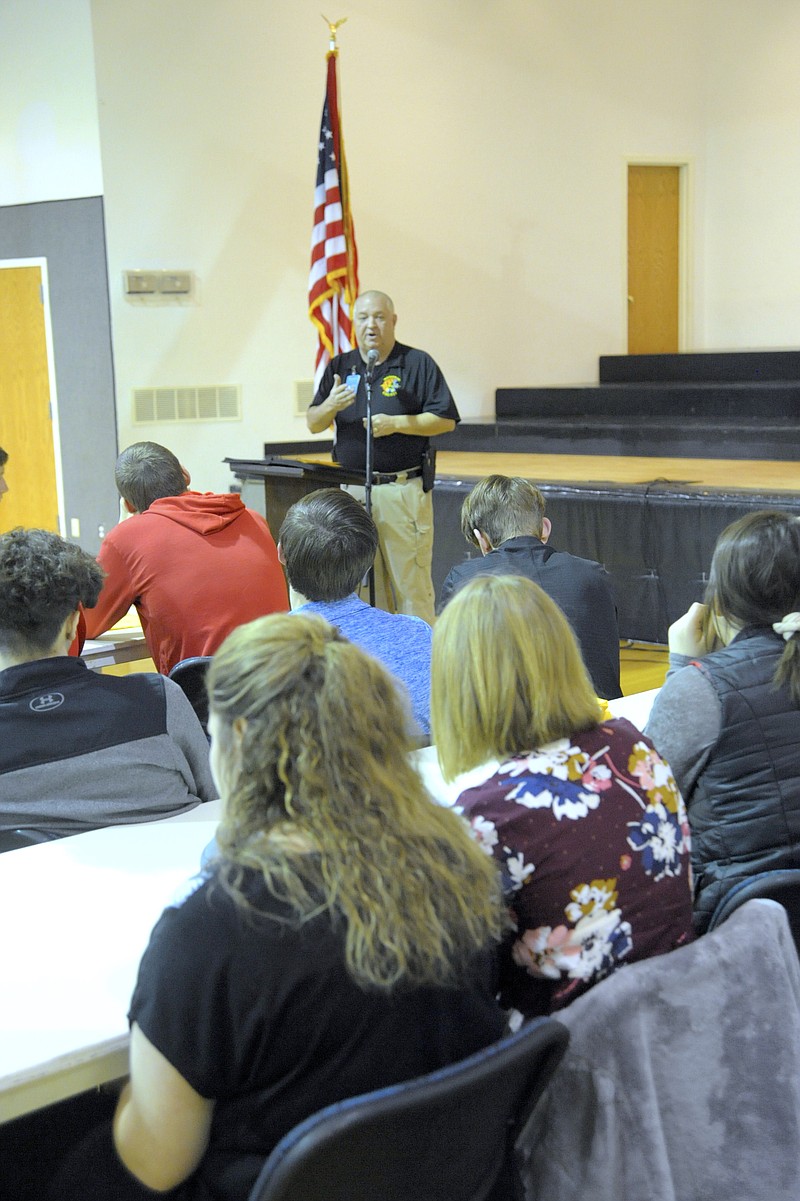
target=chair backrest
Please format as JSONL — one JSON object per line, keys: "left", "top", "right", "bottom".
{"left": 708, "top": 868, "right": 800, "bottom": 949}
{"left": 168, "top": 656, "right": 212, "bottom": 734}
{"left": 519, "top": 900, "right": 800, "bottom": 1201}
{"left": 247, "top": 1016, "right": 569, "bottom": 1201}
{"left": 0, "top": 828, "right": 59, "bottom": 854}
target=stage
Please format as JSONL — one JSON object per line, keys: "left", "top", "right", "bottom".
{"left": 431, "top": 451, "right": 800, "bottom": 643}
{"left": 244, "top": 351, "right": 800, "bottom": 644}
{"left": 434, "top": 451, "right": 800, "bottom": 494}
{"left": 233, "top": 447, "right": 799, "bottom": 644}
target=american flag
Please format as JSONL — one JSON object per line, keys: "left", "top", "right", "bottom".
{"left": 308, "top": 49, "right": 359, "bottom": 392}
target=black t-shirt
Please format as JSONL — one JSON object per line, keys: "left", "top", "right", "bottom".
{"left": 311, "top": 341, "right": 460, "bottom": 474}
{"left": 129, "top": 867, "right": 504, "bottom": 1201}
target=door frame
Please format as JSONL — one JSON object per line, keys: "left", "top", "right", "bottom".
{"left": 0, "top": 257, "right": 65, "bottom": 531}
{"left": 623, "top": 158, "right": 693, "bottom": 352}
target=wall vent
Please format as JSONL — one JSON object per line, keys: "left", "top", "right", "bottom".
{"left": 133, "top": 385, "right": 241, "bottom": 424}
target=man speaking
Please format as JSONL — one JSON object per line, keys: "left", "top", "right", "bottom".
{"left": 307, "top": 290, "right": 458, "bottom": 625}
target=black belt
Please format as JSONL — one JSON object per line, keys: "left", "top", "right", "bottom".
{"left": 372, "top": 466, "right": 423, "bottom": 485}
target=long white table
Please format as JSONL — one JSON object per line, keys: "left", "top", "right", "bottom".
{"left": 81, "top": 631, "right": 150, "bottom": 671}
{"left": 0, "top": 803, "right": 221, "bottom": 1124}
{"left": 607, "top": 687, "right": 659, "bottom": 728}
{"left": 80, "top": 607, "right": 153, "bottom": 671}
{"left": 1, "top": 690, "right": 660, "bottom": 1126}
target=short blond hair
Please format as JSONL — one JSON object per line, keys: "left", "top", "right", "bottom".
{"left": 431, "top": 575, "right": 601, "bottom": 780}
{"left": 460, "top": 475, "right": 546, "bottom": 548}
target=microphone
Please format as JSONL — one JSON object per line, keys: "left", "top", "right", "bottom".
{"left": 366, "top": 349, "right": 379, "bottom": 378}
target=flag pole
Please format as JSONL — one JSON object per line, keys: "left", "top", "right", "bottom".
{"left": 322, "top": 15, "right": 348, "bottom": 353}
{"left": 309, "top": 16, "right": 358, "bottom": 389}
{"left": 321, "top": 14, "right": 348, "bottom": 52}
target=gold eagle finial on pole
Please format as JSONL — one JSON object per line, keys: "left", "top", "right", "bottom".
{"left": 321, "top": 14, "right": 348, "bottom": 52}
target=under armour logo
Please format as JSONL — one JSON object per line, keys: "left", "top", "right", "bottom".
{"left": 29, "top": 693, "right": 65, "bottom": 713}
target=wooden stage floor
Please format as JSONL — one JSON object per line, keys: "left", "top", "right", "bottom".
{"left": 436, "top": 451, "right": 800, "bottom": 494}
{"left": 274, "top": 448, "right": 799, "bottom": 645}
{"left": 429, "top": 450, "right": 800, "bottom": 647}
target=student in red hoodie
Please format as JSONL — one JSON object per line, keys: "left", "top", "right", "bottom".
{"left": 84, "top": 442, "right": 288, "bottom": 674}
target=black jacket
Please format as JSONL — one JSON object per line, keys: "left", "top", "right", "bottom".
{"left": 688, "top": 626, "right": 800, "bottom": 931}
{"left": 438, "top": 536, "right": 621, "bottom": 699}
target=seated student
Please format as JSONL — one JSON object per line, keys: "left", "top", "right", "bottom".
{"left": 438, "top": 475, "right": 622, "bottom": 699}
{"left": 646, "top": 511, "right": 800, "bottom": 932}
{"left": 84, "top": 441, "right": 288, "bottom": 674}
{"left": 53, "top": 613, "right": 505, "bottom": 1200}
{"left": 279, "top": 488, "right": 433, "bottom": 736}
{"left": 431, "top": 574, "right": 694, "bottom": 1019}
{"left": 0, "top": 528, "right": 216, "bottom": 844}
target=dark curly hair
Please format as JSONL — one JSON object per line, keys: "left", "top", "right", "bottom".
{"left": 0, "top": 446, "right": 8, "bottom": 467}
{"left": 0, "top": 528, "right": 104, "bottom": 656}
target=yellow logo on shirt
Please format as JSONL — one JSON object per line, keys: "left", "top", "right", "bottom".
{"left": 381, "top": 375, "right": 401, "bottom": 397}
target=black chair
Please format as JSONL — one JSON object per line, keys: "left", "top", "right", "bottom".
{"left": 708, "top": 868, "right": 800, "bottom": 948}
{"left": 247, "top": 1016, "right": 569, "bottom": 1201}
{"left": 168, "top": 656, "right": 212, "bottom": 736}
{"left": 0, "top": 827, "right": 59, "bottom": 854}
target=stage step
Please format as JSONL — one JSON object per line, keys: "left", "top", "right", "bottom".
{"left": 496, "top": 382, "right": 800, "bottom": 421}
{"left": 440, "top": 379, "right": 800, "bottom": 460}
{"left": 441, "top": 418, "right": 798, "bottom": 461}
{"left": 599, "top": 350, "right": 800, "bottom": 385}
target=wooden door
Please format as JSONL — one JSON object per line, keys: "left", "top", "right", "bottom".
{"left": 627, "top": 165, "right": 680, "bottom": 354}
{"left": 0, "top": 265, "right": 60, "bottom": 532}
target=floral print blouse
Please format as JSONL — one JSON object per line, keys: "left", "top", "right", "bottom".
{"left": 455, "top": 718, "right": 695, "bottom": 1017}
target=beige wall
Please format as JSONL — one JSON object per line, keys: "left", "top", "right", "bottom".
{"left": 702, "top": 0, "right": 800, "bottom": 347}
{"left": 0, "top": 0, "right": 102, "bottom": 204}
{"left": 4, "top": 1, "right": 800, "bottom": 495}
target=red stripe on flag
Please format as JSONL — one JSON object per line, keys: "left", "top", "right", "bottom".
{"left": 308, "top": 51, "right": 359, "bottom": 391}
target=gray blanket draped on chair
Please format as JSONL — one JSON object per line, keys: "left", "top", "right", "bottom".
{"left": 519, "top": 899, "right": 800, "bottom": 1201}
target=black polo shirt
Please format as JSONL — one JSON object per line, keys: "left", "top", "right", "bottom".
{"left": 312, "top": 341, "right": 460, "bottom": 474}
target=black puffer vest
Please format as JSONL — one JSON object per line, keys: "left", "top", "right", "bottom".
{"left": 689, "top": 626, "right": 800, "bottom": 931}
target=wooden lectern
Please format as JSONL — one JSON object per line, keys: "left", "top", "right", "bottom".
{"left": 225, "top": 457, "right": 365, "bottom": 543}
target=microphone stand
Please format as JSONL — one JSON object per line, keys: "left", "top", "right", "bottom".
{"left": 364, "top": 356, "right": 376, "bottom": 606}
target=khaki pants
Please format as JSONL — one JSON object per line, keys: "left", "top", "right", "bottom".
{"left": 344, "top": 476, "right": 436, "bottom": 625}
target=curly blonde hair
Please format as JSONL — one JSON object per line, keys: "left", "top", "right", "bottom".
{"left": 207, "top": 613, "right": 504, "bottom": 990}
